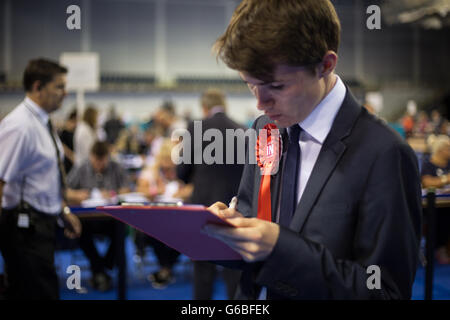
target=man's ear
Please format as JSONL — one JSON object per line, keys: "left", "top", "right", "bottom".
{"left": 319, "top": 51, "right": 338, "bottom": 78}
{"left": 31, "top": 80, "right": 43, "bottom": 92}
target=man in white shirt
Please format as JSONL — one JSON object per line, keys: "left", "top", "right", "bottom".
{"left": 204, "top": 0, "right": 422, "bottom": 299}
{"left": 0, "top": 58, "right": 81, "bottom": 300}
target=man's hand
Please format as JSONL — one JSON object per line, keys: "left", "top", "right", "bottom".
{"left": 207, "top": 201, "right": 243, "bottom": 219}
{"left": 205, "top": 202, "right": 280, "bottom": 262}
{"left": 62, "top": 213, "right": 82, "bottom": 239}
{"left": 66, "top": 188, "right": 89, "bottom": 205}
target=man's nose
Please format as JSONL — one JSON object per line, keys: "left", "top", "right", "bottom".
{"left": 254, "top": 87, "right": 273, "bottom": 111}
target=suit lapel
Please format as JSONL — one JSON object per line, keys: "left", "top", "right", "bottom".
{"left": 289, "top": 88, "right": 363, "bottom": 232}
{"left": 289, "top": 140, "right": 346, "bottom": 231}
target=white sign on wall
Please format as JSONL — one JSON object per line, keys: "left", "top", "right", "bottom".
{"left": 60, "top": 52, "right": 100, "bottom": 91}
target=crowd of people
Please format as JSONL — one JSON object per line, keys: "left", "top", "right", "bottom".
{"left": 0, "top": 58, "right": 247, "bottom": 298}
{"left": 53, "top": 92, "right": 245, "bottom": 294}
{"left": 394, "top": 108, "right": 450, "bottom": 264}
{"left": 400, "top": 109, "right": 449, "bottom": 139}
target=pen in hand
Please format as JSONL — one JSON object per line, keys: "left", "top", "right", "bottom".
{"left": 229, "top": 196, "right": 238, "bottom": 210}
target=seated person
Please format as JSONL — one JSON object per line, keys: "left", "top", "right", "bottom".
{"left": 67, "top": 141, "right": 131, "bottom": 291}
{"left": 421, "top": 134, "right": 450, "bottom": 264}
{"left": 135, "top": 139, "right": 192, "bottom": 289}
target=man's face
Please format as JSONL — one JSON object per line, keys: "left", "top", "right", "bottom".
{"left": 240, "top": 65, "right": 327, "bottom": 128}
{"left": 90, "top": 155, "right": 109, "bottom": 173}
{"left": 39, "top": 74, "right": 67, "bottom": 113}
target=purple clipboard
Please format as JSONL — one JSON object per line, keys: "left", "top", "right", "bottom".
{"left": 96, "top": 205, "right": 242, "bottom": 261}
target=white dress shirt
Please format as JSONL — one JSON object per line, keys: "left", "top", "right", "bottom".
{"left": 0, "top": 97, "right": 64, "bottom": 215}
{"left": 295, "top": 75, "right": 346, "bottom": 203}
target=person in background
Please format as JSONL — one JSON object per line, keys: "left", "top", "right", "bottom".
{"left": 0, "top": 58, "right": 81, "bottom": 299}
{"left": 74, "top": 105, "right": 98, "bottom": 166}
{"left": 148, "top": 101, "right": 184, "bottom": 137}
{"left": 59, "top": 109, "right": 77, "bottom": 174}
{"left": 135, "top": 139, "right": 192, "bottom": 289}
{"left": 138, "top": 139, "right": 192, "bottom": 201}
{"left": 176, "top": 88, "right": 244, "bottom": 300}
{"left": 115, "top": 123, "right": 142, "bottom": 155}
{"left": 421, "top": 134, "right": 450, "bottom": 264}
{"left": 142, "top": 102, "right": 185, "bottom": 171}
{"left": 422, "top": 135, "right": 450, "bottom": 188}
{"left": 67, "top": 140, "right": 130, "bottom": 291}
{"left": 402, "top": 111, "right": 415, "bottom": 139}
{"left": 103, "top": 104, "right": 124, "bottom": 146}
{"left": 430, "top": 109, "right": 443, "bottom": 135}
{"left": 413, "top": 111, "right": 431, "bottom": 138}
{"left": 139, "top": 125, "right": 164, "bottom": 159}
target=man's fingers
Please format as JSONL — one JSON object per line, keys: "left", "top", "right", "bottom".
{"left": 64, "top": 214, "right": 82, "bottom": 238}
{"left": 64, "top": 229, "right": 76, "bottom": 239}
{"left": 204, "top": 232, "right": 264, "bottom": 262}
{"left": 207, "top": 201, "right": 228, "bottom": 215}
{"left": 202, "top": 217, "right": 280, "bottom": 263}
{"left": 217, "top": 208, "right": 244, "bottom": 219}
{"left": 224, "top": 217, "right": 258, "bottom": 227}
{"left": 203, "top": 219, "right": 261, "bottom": 241}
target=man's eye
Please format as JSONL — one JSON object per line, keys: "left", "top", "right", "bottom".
{"left": 269, "top": 84, "right": 284, "bottom": 90}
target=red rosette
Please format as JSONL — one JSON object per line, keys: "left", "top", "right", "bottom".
{"left": 255, "top": 123, "right": 282, "bottom": 176}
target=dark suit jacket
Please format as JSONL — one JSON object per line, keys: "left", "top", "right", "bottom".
{"left": 177, "top": 112, "right": 245, "bottom": 206}
{"left": 234, "top": 88, "right": 422, "bottom": 299}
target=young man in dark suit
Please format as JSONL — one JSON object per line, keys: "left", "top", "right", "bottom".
{"left": 203, "top": 0, "right": 422, "bottom": 299}
{"left": 177, "top": 88, "right": 243, "bottom": 299}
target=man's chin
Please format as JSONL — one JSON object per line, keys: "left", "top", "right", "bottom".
{"left": 50, "top": 103, "right": 63, "bottom": 112}
{"left": 272, "top": 119, "right": 288, "bottom": 129}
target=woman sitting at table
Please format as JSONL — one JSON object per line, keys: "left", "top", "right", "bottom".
{"left": 135, "top": 139, "right": 192, "bottom": 288}
{"left": 421, "top": 134, "right": 450, "bottom": 264}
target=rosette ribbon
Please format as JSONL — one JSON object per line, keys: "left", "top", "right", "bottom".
{"left": 255, "top": 123, "right": 282, "bottom": 221}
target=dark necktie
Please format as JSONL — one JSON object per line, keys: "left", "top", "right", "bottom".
{"left": 47, "top": 119, "right": 68, "bottom": 201}
{"left": 279, "top": 125, "right": 301, "bottom": 227}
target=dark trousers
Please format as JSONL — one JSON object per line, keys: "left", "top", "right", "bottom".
{"left": 193, "top": 261, "right": 241, "bottom": 300}
{"left": 135, "top": 231, "right": 180, "bottom": 269}
{"left": 436, "top": 208, "right": 450, "bottom": 248}
{"left": 78, "top": 219, "right": 117, "bottom": 275}
{"left": 0, "top": 208, "right": 59, "bottom": 300}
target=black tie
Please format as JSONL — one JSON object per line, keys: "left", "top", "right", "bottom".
{"left": 47, "top": 119, "right": 68, "bottom": 202}
{"left": 279, "top": 125, "right": 301, "bottom": 227}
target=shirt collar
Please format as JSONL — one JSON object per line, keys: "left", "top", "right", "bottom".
{"left": 298, "top": 75, "right": 346, "bottom": 144}
{"left": 24, "top": 96, "right": 50, "bottom": 125}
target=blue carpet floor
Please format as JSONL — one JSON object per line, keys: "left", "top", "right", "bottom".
{"left": 56, "top": 237, "right": 229, "bottom": 300}
{"left": 1, "top": 236, "right": 449, "bottom": 300}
